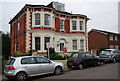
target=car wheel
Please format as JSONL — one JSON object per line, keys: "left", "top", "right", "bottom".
{"left": 112, "top": 58, "right": 116, "bottom": 63}
{"left": 78, "top": 64, "right": 83, "bottom": 70}
{"left": 67, "top": 65, "right": 72, "bottom": 69}
{"left": 16, "top": 72, "right": 27, "bottom": 81}
{"left": 54, "top": 66, "right": 63, "bottom": 75}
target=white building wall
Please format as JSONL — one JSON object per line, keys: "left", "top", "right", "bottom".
{"left": 31, "top": 30, "right": 86, "bottom": 52}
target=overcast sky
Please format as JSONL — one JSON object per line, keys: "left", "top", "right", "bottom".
{"left": 0, "top": 0, "right": 119, "bottom": 33}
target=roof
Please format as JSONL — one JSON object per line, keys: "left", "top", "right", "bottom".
{"left": 9, "top": 2, "right": 89, "bottom": 24}
{"left": 89, "top": 29, "right": 120, "bottom": 36}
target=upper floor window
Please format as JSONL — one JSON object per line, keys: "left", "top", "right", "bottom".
{"left": 72, "top": 21, "right": 77, "bottom": 30}
{"left": 80, "top": 39, "right": 84, "bottom": 50}
{"left": 72, "top": 40, "right": 77, "bottom": 50}
{"left": 35, "top": 13, "right": 40, "bottom": 25}
{"left": 44, "top": 14, "right": 50, "bottom": 26}
{"left": 35, "top": 37, "right": 41, "bottom": 51}
{"left": 60, "top": 20, "right": 64, "bottom": 31}
{"left": 80, "top": 21, "right": 84, "bottom": 30}
{"left": 109, "top": 35, "right": 113, "bottom": 41}
{"left": 115, "top": 36, "right": 118, "bottom": 41}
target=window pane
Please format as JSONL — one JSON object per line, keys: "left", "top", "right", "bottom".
{"left": 115, "top": 36, "right": 118, "bottom": 41}
{"left": 35, "top": 13, "right": 40, "bottom": 25}
{"left": 72, "top": 40, "right": 77, "bottom": 50}
{"left": 35, "top": 37, "right": 40, "bottom": 50}
{"left": 36, "top": 57, "right": 49, "bottom": 63}
{"left": 44, "top": 14, "right": 50, "bottom": 26}
{"left": 60, "top": 20, "right": 64, "bottom": 30}
{"left": 44, "top": 37, "right": 50, "bottom": 50}
{"left": 86, "top": 53, "right": 93, "bottom": 58}
{"left": 21, "top": 57, "right": 36, "bottom": 64}
{"left": 80, "top": 21, "right": 84, "bottom": 30}
{"left": 72, "top": 21, "right": 76, "bottom": 30}
{"left": 109, "top": 45, "right": 114, "bottom": 49}
{"left": 109, "top": 35, "right": 113, "bottom": 40}
{"left": 80, "top": 40, "right": 84, "bottom": 50}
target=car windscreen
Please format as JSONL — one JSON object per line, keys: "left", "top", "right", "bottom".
{"left": 71, "top": 53, "right": 79, "bottom": 58}
{"left": 100, "top": 50, "right": 112, "bottom": 55}
{"left": 6, "top": 58, "right": 15, "bottom": 65}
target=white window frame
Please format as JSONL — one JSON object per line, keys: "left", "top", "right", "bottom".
{"left": 109, "top": 35, "right": 113, "bottom": 41}
{"left": 79, "top": 20, "right": 85, "bottom": 31}
{"left": 17, "top": 23, "right": 20, "bottom": 30}
{"left": 109, "top": 45, "right": 114, "bottom": 49}
{"left": 44, "top": 14, "right": 50, "bottom": 26}
{"left": 35, "top": 37, "right": 41, "bottom": 51}
{"left": 32, "top": 12, "right": 41, "bottom": 27}
{"left": 71, "top": 20, "right": 77, "bottom": 31}
{"left": 115, "top": 36, "right": 118, "bottom": 41}
{"left": 60, "top": 19, "right": 65, "bottom": 31}
{"left": 80, "top": 39, "right": 85, "bottom": 50}
{"left": 115, "top": 45, "right": 119, "bottom": 49}
{"left": 72, "top": 40, "right": 77, "bottom": 50}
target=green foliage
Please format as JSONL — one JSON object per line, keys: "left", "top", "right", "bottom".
{"left": 50, "top": 54, "right": 64, "bottom": 60}
{"left": 2, "top": 32, "right": 11, "bottom": 60}
{"left": 47, "top": 47, "right": 55, "bottom": 56}
{"left": 14, "top": 51, "right": 29, "bottom": 57}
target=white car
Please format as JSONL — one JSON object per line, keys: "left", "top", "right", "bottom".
{"left": 4, "top": 56, "right": 64, "bottom": 81}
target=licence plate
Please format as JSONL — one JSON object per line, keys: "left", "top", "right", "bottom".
{"left": 101, "top": 54, "right": 106, "bottom": 56}
{"left": 68, "top": 63, "right": 73, "bottom": 65}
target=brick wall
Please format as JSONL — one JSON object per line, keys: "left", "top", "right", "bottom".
{"left": 10, "top": 12, "right": 26, "bottom": 56}
{"left": 88, "top": 31, "right": 109, "bottom": 51}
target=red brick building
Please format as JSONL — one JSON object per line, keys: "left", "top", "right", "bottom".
{"left": 9, "top": 2, "right": 89, "bottom": 56}
{"left": 88, "top": 29, "right": 120, "bottom": 53}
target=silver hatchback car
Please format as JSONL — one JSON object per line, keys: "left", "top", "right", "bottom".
{"left": 99, "top": 49, "right": 120, "bottom": 63}
{"left": 4, "top": 56, "right": 64, "bottom": 81}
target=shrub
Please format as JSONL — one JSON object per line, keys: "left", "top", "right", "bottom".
{"left": 14, "top": 51, "right": 29, "bottom": 57}
{"left": 51, "top": 54, "right": 64, "bottom": 60}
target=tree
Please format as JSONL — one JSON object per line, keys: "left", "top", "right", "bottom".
{"left": 2, "top": 32, "right": 11, "bottom": 60}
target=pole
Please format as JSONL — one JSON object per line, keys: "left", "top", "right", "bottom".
{"left": 47, "top": 42, "right": 50, "bottom": 59}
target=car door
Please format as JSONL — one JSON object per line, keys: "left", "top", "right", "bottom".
{"left": 117, "top": 50, "right": 120, "bottom": 60}
{"left": 21, "top": 57, "right": 38, "bottom": 76}
{"left": 85, "top": 53, "right": 94, "bottom": 66}
{"left": 81, "top": 53, "right": 88, "bottom": 66}
{"left": 35, "top": 57, "right": 54, "bottom": 74}
{"left": 112, "top": 50, "right": 119, "bottom": 60}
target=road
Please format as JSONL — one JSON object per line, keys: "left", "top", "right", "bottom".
{"left": 2, "top": 62, "right": 119, "bottom": 81}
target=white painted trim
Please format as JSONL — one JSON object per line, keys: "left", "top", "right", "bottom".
{"left": 70, "top": 19, "right": 85, "bottom": 32}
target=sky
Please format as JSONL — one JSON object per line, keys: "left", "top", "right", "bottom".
{"left": 0, "top": 0, "right": 119, "bottom": 33}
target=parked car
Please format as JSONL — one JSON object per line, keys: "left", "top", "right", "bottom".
{"left": 99, "top": 49, "right": 120, "bottom": 63}
{"left": 4, "top": 56, "right": 64, "bottom": 81}
{"left": 67, "top": 52, "right": 101, "bottom": 70}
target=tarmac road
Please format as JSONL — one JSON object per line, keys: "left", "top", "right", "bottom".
{"left": 2, "top": 62, "right": 119, "bottom": 81}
